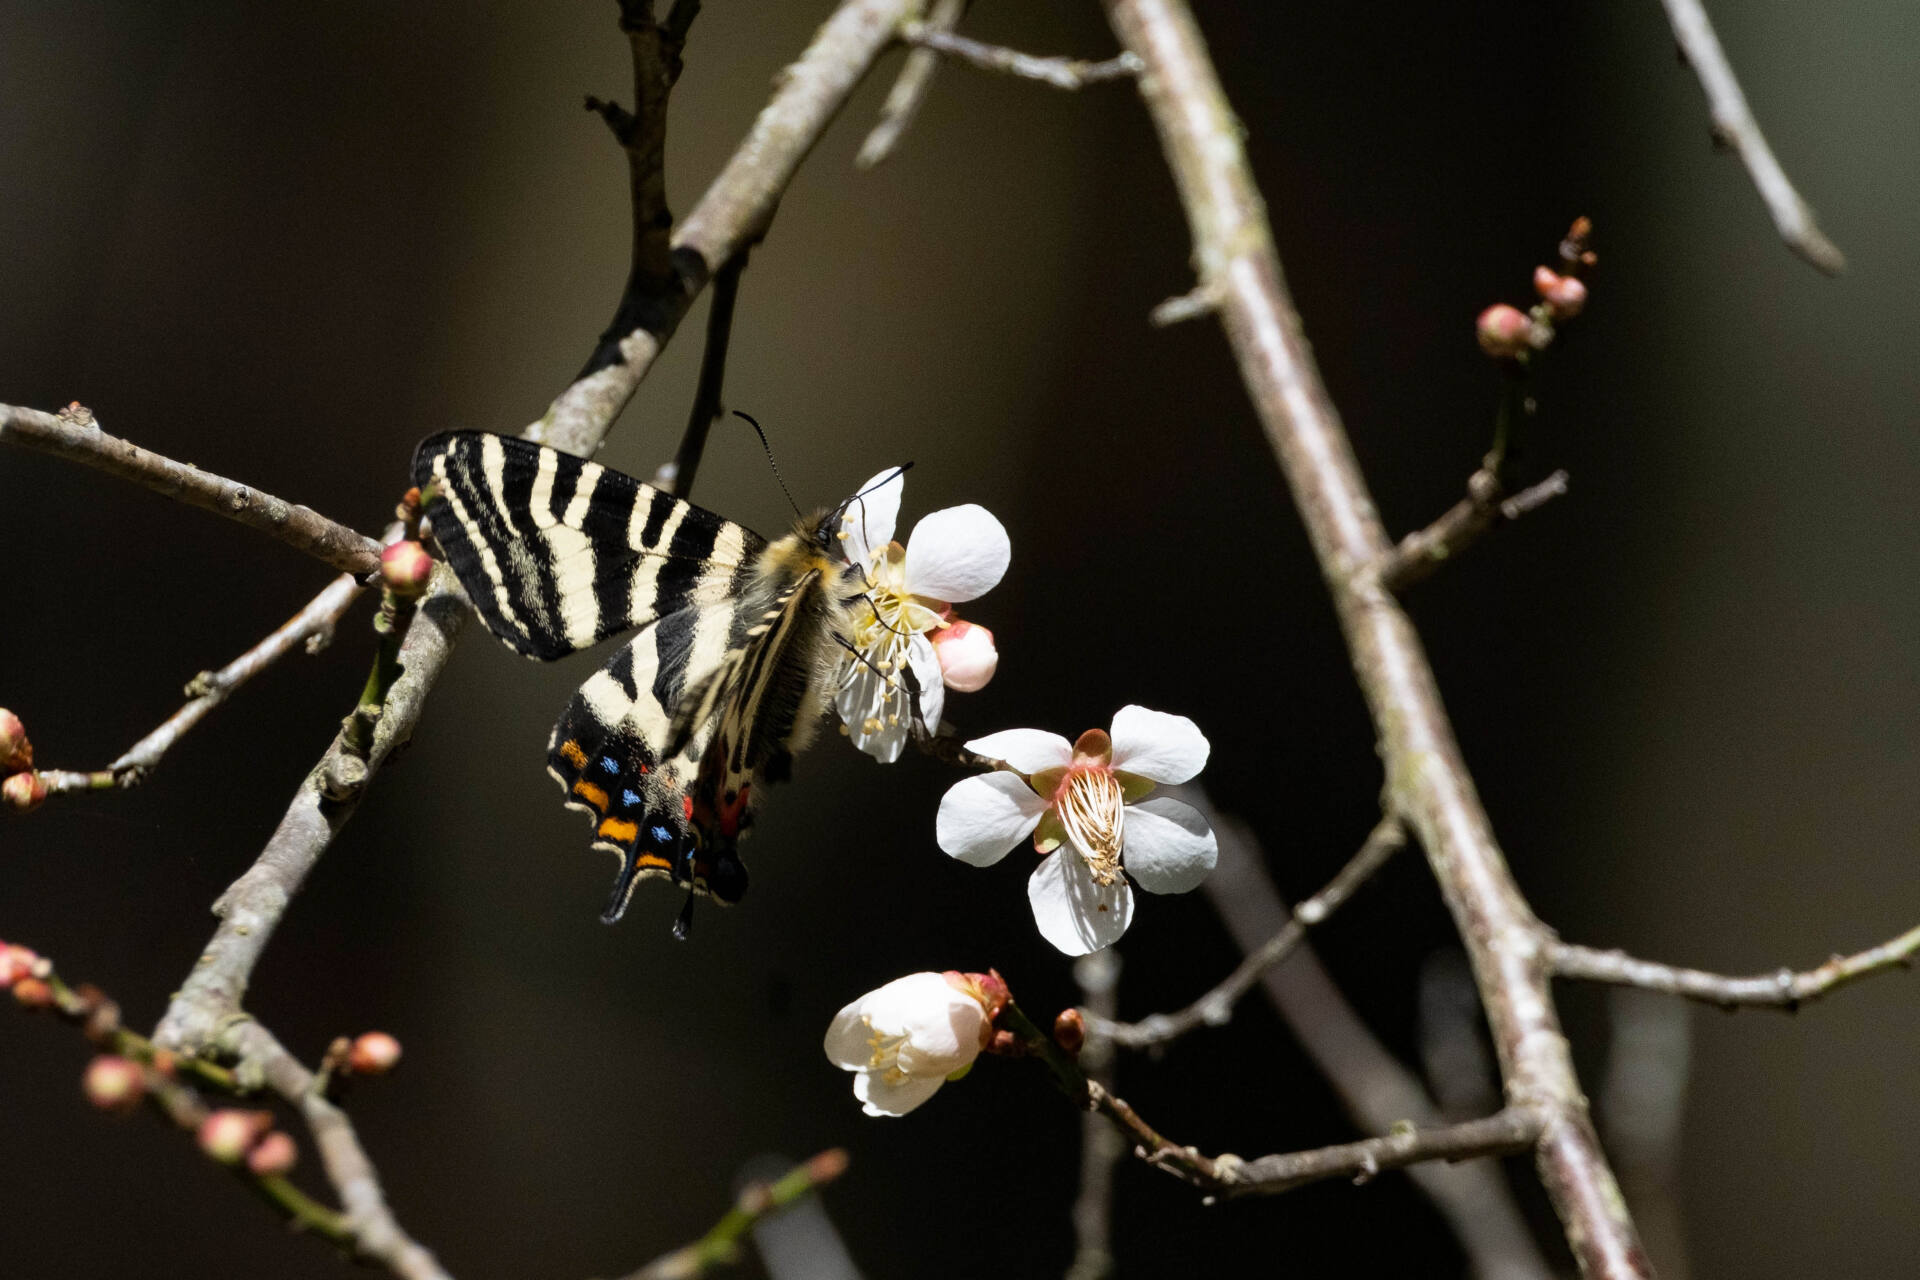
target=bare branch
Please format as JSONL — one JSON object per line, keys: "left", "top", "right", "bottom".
{"left": 533, "top": 0, "right": 923, "bottom": 456}
{"left": 1102, "top": 0, "right": 1648, "bottom": 1270}
{"left": 660, "top": 249, "right": 751, "bottom": 499}
{"left": 1552, "top": 924, "right": 1920, "bottom": 1010}
{"left": 856, "top": 0, "right": 967, "bottom": 170}
{"left": 1379, "top": 466, "right": 1570, "bottom": 593}
{"left": 39, "top": 574, "right": 366, "bottom": 795}
{"left": 0, "top": 402, "right": 381, "bottom": 575}
{"left": 899, "top": 22, "right": 1141, "bottom": 91}
{"left": 615, "top": 1150, "right": 850, "bottom": 1280}
{"left": 1658, "top": 0, "right": 1845, "bottom": 275}
{"left": 1098, "top": 812, "right": 1404, "bottom": 1048}
{"left": 1066, "top": 951, "right": 1122, "bottom": 1280}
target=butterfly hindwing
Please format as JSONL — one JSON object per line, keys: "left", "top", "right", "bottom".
{"left": 411, "top": 432, "right": 765, "bottom": 659}
{"left": 416, "top": 431, "right": 860, "bottom": 929}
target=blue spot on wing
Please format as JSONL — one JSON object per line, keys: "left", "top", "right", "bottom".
{"left": 622, "top": 789, "right": 642, "bottom": 807}
{"left": 651, "top": 825, "right": 674, "bottom": 845}
{"left": 599, "top": 756, "right": 620, "bottom": 775}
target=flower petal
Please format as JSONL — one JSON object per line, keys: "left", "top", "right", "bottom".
{"left": 854, "top": 1069, "right": 945, "bottom": 1117}
{"left": 936, "top": 774, "right": 1047, "bottom": 866}
{"left": 841, "top": 468, "right": 904, "bottom": 576}
{"left": 1108, "top": 706, "right": 1210, "bottom": 784}
{"left": 860, "top": 973, "right": 958, "bottom": 1035}
{"left": 1121, "top": 796, "right": 1218, "bottom": 895}
{"left": 835, "top": 638, "right": 934, "bottom": 764}
{"left": 903, "top": 505, "right": 1010, "bottom": 603}
{"left": 964, "top": 728, "right": 1072, "bottom": 773}
{"left": 823, "top": 1003, "right": 877, "bottom": 1070}
{"left": 1028, "top": 847, "right": 1134, "bottom": 955}
{"left": 907, "top": 634, "right": 945, "bottom": 731}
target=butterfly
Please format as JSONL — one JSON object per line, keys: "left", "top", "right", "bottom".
{"left": 411, "top": 432, "right": 905, "bottom": 936}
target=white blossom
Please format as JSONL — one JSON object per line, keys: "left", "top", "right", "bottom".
{"left": 822, "top": 972, "right": 995, "bottom": 1116}
{"left": 834, "top": 470, "right": 1010, "bottom": 763}
{"left": 935, "top": 706, "right": 1217, "bottom": 955}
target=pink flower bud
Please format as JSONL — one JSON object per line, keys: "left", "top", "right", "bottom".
{"left": 0, "top": 709, "right": 31, "bottom": 772}
{"left": 246, "top": 1130, "right": 299, "bottom": 1176}
{"left": 0, "top": 944, "right": 41, "bottom": 987}
{"left": 1053, "top": 1008, "right": 1087, "bottom": 1054}
{"left": 83, "top": 1056, "right": 145, "bottom": 1114}
{"left": 198, "top": 1109, "right": 272, "bottom": 1164}
{"left": 1533, "top": 266, "right": 1588, "bottom": 319}
{"left": 1475, "top": 304, "right": 1536, "bottom": 359}
{"left": 348, "top": 1031, "right": 402, "bottom": 1075}
{"left": 379, "top": 540, "right": 435, "bottom": 597}
{"left": 12, "top": 977, "right": 52, "bottom": 1009}
{"left": 1, "top": 771, "right": 47, "bottom": 814}
{"left": 932, "top": 620, "right": 998, "bottom": 693}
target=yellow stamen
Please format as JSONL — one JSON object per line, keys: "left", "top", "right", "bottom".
{"left": 1058, "top": 769, "right": 1126, "bottom": 885}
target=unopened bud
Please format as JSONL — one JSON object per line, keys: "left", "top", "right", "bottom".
{"left": 1053, "top": 1008, "right": 1087, "bottom": 1054}
{"left": 12, "top": 977, "right": 52, "bottom": 1008}
{"left": 0, "top": 944, "right": 40, "bottom": 987}
{"left": 0, "top": 710, "right": 31, "bottom": 772}
{"left": 2, "top": 771, "right": 47, "bottom": 813}
{"left": 1475, "top": 304, "right": 1537, "bottom": 359}
{"left": 348, "top": 1031, "right": 402, "bottom": 1075}
{"left": 804, "top": 1147, "right": 851, "bottom": 1184}
{"left": 931, "top": 620, "right": 998, "bottom": 693}
{"left": 379, "top": 540, "right": 435, "bottom": 597}
{"left": 1532, "top": 266, "right": 1588, "bottom": 319}
{"left": 83, "top": 1055, "right": 145, "bottom": 1113}
{"left": 246, "top": 1130, "right": 299, "bottom": 1176}
{"left": 987, "top": 1028, "right": 1023, "bottom": 1057}
{"left": 197, "top": 1109, "right": 272, "bottom": 1164}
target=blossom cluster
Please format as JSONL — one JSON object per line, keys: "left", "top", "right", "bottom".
{"left": 0, "top": 708, "right": 45, "bottom": 812}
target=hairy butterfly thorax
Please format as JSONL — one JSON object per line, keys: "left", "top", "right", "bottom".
{"left": 411, "top": 432, "right": 876, "bottom": 937}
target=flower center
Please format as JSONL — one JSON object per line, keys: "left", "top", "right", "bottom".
{"left": 1057, "top": 767, "right": 1126, "bottom": 885}
{"left": 862, "top": 1019, "right": 910, "bottom": 1084}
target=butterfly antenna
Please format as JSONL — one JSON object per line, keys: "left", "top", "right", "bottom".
{"left": 732, "top": 410, "right": 804, "bottom": 521}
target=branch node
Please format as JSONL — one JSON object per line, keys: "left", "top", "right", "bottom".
{"left": 1150, "top": 283, "right": 1220, "bottom": 327}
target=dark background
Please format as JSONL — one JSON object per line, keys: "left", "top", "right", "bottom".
{"left": 3, "top": 3, "right": 1917, "bottom": 1277}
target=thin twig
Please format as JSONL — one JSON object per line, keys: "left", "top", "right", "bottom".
{"left": 1102, "top": 1, "right": 1647, "bottom": 1271}
{"left": 856, "top": 0, "right": 967, "bottom": 170}
{"left": 0, "top": 403, "right": 381, "bottom": 575}
{"left": 1066, "top": 951, "right": 1122, "bottom": 1280}
{"left": 1194, "top": 809, "right": 1556, "bottom": 1278}
{"left": 533, "top": 0, "right": 923, "bottom": 456}
{"left": 1379, "top": 467, "right": 1570, "bottom": 592}
{"left": 1657, "top": 0, "right": 1845, "bottom": 275}
{"left": 899, "top": 22, "right": 1142, "bottom": 91}
{"left": 661, "top": 249, "right": 750, "bottom": 499}
{"left": 615, "top": 1150, "right": 850, "bottom": 1280}
{"left": 39, "top": 574, "right": 365, "bottom": 795}
{"left": 1552, "top": 925, "right": 1920, "bottom": 1010}
{"left": 1097, "top": 813, "right": 1405, "bottom": 1048}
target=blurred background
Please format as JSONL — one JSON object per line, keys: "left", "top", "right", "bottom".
{"left": 3, "top": 3, "right": 1917, "bottom": 1276}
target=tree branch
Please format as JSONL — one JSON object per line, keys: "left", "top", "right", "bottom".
{"left": 39, "top": 573, "right": 366, "bottom": 795}
{"left": 1097, "top": 812, "right": 1404, "bottom": 1048}
{"left": 1101, "top": 1, "right": 1648, "bottom": 1271}
{"left": 1551, "top": 925, "right": 1920, "bottom": 1010}
{"left": 615, "top": 1150, "right": 850, "bottom": 1280}
{"left": 660, "top": 249, "right": 750, "bottom": 499}
{"left": 1379, "top": 468, "right": 1569, "bottom": 593}
{"left": 856, "top": 0, "right": 967, "bottom": 170}
{"left": 898, "top": 22, "right": 1141, "bottom": 91}
{"left": 0, "top": 402, "right": 381, "bottom": 575}
{"left": 532, "top": 0, "right": 923, "bottom": 457}
{"left": 1657, "top": 0, "right": 1845, "bottom": 275}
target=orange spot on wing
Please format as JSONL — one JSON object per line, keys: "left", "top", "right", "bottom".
{"left": 558, "top": 739, "right": 589, "bottom": 768}
{"left": 636, "top": 853, "right": 672, "bottom": 870}
{"left": 572, "top": 780, "right": 610, "bottom": 812}
{"left": 597, "top": 817, "right": 638, "bottom": 843}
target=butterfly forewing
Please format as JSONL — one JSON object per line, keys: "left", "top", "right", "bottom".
{"left": 413, "top": 432, "right": 858, "bottom": 930}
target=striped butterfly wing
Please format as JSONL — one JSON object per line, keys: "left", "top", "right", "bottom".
{"left": 411, "top": 432, "right": 764, "bottom": 659}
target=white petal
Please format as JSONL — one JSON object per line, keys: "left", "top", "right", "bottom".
{"left": 1027, "top": 847, "right": 1134, "bottom": 955}
{"left": 1121, "top": 797, "right": 1218, "bottom": 895}
{"left": 902, "top": 505, "right": 1010, "bottom": 603}
{"left": 907, "top": 634, "right": 945, "bottom": 732}
{"left": 841, "top": 468, "right": 904, "bottom": 576}
{"left": 1108, "top": 706, "right": 1210, "bottom": 784}
{"left": 936, "top": 774, "right": 1047, "bottom": 866}
{"left": 861, "top": 972, "right": 957, "bottom": 1034}
{"left": 835, "top": 658, "right": 910, "bottom": 764}
{"left": 897, "top": 1006, "right": 982, "bottom": 1077}
{"left": 963, "top": 728, "right": 1072, "bottom": 773}
{"left": 823, "top": 1003, "right": 877, "bottom": 1070}
{"left": 854, "top": 1069, "right": 945, "bottom": 1117}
